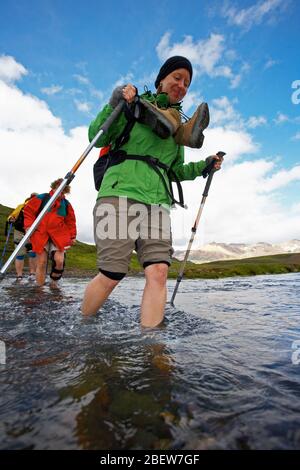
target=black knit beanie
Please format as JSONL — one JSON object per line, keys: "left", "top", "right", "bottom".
{"left": 155, "top": 56, "right": 193, "bottom": 89}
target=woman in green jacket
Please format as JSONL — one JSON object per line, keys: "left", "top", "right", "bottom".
{"left": 82, "top": 56, "right": 223, "bottom": 327}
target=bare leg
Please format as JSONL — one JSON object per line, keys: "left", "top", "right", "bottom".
{"left": 81, "top": 273, "right": 119, "bottom": 316}
{"left": 140, "top": 263, "right": 168, "bottom": 328}
{"left": 35, "top": 250, "right": 48, "bottom": 286}
{"left": 49, "top": 250, "right": 64, "bottom": 288}
{"left": 28, "top": 256, "right": 37, "bottom": 275}
{"left": 15, "top": 258, "right": 24, "bottom": 278}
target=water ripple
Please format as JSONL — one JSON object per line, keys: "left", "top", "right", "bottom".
{"left": 0, "top": 273, "right": 300, "bottom": 449}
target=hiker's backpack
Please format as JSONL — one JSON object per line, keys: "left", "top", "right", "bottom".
{"left": 13, "top": 206, "right": 26, "bottom": 233}
{"left": 93, "top": 103, "right": 140, "bottom": 192}
{"left": 93, "top": 145, "right": 111, "bottom": 191}
{"left": 13, "top": 194, "right": 51, "bottom": 234}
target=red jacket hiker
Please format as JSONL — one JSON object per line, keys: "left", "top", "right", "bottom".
{"left": 24, "top": 190, "right": 77, "bottom": 254}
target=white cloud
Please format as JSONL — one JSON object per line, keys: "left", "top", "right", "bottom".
{"left": 113, "top": 72, "right": 134, "bottom": 89}
{"left": 247, "top": 115, "right": 267, "bottom": 128}
{"left": 273, "top": 113, "right": 300, "bottom": 127}
{"left": 0, "top": 70, "right": 97, "bottom": 244}
{"left": 209, "top": 96, "right": 266, "bottom": 132}
{"left": 156, "top": 32, "right": 249, "bottom": 89}
{"left": 73, "top": 74, "right": 90, "bottom": 85}
{"left": 73, "top": 73, "right": 103, "bottom": 103}
{"left": 136, "top": 71, "right": 157, "bottom": 89}
{"left": 292, "top": 132, "right": 300, "bottom": 140}
{"left": 90, "top": 88, "right": 103, "bottom": 101}
{"left": 209, "top": 96, "right": 240, "bottom": 127}
{"left": 156, "top": 32, "right": 225, "bottom": 76}
{"left": 181, "top": 91, "right": 204, "bottom": 115}
{"left": 264, "top": 58, "right": 280, "bottom": 70}
{"left": 274, "top": 112, "right": 289, "bottom": 124}
{"left": 66, "top": 88, "right": 84, "bottom": 96}
{"left": 229, "top": 74, "right": 242, "bottom": 89}
{"left": 230, "top": 63, "right": 250, "bottom": 89}
{"left": 74, "top": 99, "right": 91, "bottom": 113}
{"left": 41, "top": 85, "right": 63, "bottom": 95}
{"left": 172, "top": 154, "right": 300, "bottom": 247}
{"left": 262, "top": 165, "right": 300, "bottom": 192}
{"left": 0, "top": 55, "right": 27, "bottom": 83}
{"left": 201, "top": 126, "right": 257, "bottom": 162}
{"left": 0, "top": 80, "right": 61, "bottom": 130}
{"left": 221, "top": 0, "right": 285, "bottom": 31}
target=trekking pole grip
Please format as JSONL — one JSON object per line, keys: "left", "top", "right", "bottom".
{"left": 202, "top": 151, "right": 226, "bottom": 197}
{"left": 101, "top": 100, "right": 125, "bottom": 133}
{"left": 202, "top": 168, "right": 215, "bottom": 197}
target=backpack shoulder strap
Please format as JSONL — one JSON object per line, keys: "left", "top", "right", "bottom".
{"left": 36, "top": 194, "right": 51, "bottom": 215}
{"left": 112, "top": 100, "right": 140, "bottom": 152}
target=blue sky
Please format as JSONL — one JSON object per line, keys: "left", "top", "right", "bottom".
{"left": 0, "top": 0, "right": 299, "bottom": 246}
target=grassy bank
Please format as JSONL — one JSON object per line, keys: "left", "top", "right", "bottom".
{"left": 66, "top": 248, "right": 300, "bottom": 279}
{"left": 169, "top": 253, "right": 300, "bottom": 279}
{"left": 0, "top": 203, "right": 14, "bottom": 269}
{"left": 1, "top": 203, "right": 300, "bottom": 279}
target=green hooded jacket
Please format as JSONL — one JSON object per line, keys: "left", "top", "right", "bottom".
{"left": 88, "top": 91, "right": 207, "bottom": 207}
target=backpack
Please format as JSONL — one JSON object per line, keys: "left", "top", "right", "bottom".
{"left": 13, "top": 207, "right": 26, "bottom": 233}
{"left": 93, "top": 146, "right": 111, "bottom": 191}
{"left": 13, "top": 194, "right": 51, "bottom": 234}
{"left": 93, "top": 103, "right": 139, "bottom": 192}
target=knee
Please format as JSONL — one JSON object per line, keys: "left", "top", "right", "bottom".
{"left": 145, "top": 263, "right": 168, "bottom": 287}
{"left": 99, "top": 270, "right": 123, "bottom": 289}
{"left": 37, "top": 256, "right": 47, "bottom": 268}
{"left": 53, "top": 251, "right": 64, "bottom": 269}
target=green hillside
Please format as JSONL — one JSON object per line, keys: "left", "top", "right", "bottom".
{"left": 0, "top": 203, "right": 15, "bottom": 272}
{"left": 1, "top": 203, "right": 300, "bottom": 278}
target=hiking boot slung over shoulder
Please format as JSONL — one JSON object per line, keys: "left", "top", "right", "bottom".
{"left": 138, "top": 98, "right": 182, "bottom": 139}
{"left": 174, "top": 102, "right": 210, "bottom": 148}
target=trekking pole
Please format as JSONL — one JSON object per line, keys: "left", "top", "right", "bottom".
{"left": 170, "top": 151, "right": 226, "bottom": 306}
{"left": 0, "top": 100, "right": 125, "bottom": 279}
{"left": 0, "top": 223, "right": 13, "bottom": 269}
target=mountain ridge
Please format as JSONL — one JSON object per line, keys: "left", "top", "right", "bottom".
{"left": 174, "top": 240, "right": 300, "bottom": 263}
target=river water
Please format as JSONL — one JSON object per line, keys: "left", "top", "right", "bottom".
{"left": 0, "top": 273, "right": 300, "bottom": 450}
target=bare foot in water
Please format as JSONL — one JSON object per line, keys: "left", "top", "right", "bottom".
{"left": 50, "top": 280, "right": 60, "bottom": 289}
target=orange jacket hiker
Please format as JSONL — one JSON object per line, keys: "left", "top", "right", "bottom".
{"left": 24, "top": 191, "right": 76, "bottom": 254}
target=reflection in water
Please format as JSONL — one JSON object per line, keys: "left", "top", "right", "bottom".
{"left": 0, "top": 273, "right": 300, "bottom": 449}
{"left": 69, "top": 343, "right": 176, "bottom": 450}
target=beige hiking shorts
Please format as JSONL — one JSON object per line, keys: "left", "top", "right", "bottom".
{"left": 14, "top": 229, "right": 33, "bottom": 256}
{"left": 93, "top": 196, "right": 173, "bottom": 273}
